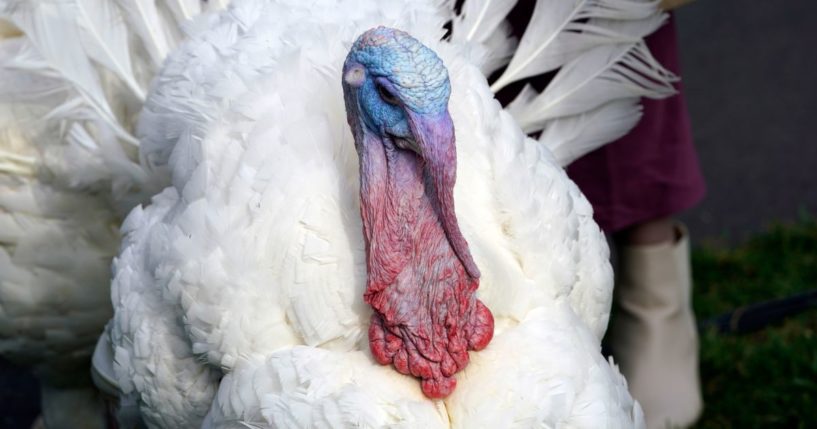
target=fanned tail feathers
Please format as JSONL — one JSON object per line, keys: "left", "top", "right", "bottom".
{"left": 538, "top": 98, "right": 642, "bottom": 166}
{"left": 0, "top": 1, "right": 138, "bottom": 144}
{"left": 449, "top": 0, "right": 519, "bottom": 75}
{"left": 118, "top": 0, "right": 227, "bottom": 68}
{"left": 0, "top": 0, "right": 225, "bottom": 204}
{"left": 452, "top": 0, "right": 678, "bottom": 166}
{"left": 0, "top": 0, "right": 224, "bottom": 408}
{"left": 505, "top": 34, "right": 676, "bottom": 129}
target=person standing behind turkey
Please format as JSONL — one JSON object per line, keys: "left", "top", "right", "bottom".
{"left": 496, "top": 1, "right": 705, "bottom": 427}
{"left": 567, "top": 2, "right": 705, "bottom": 428}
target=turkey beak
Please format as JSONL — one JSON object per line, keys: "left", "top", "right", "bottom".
{"left": 405, "top": 109, "right": 480, "bottom": 279}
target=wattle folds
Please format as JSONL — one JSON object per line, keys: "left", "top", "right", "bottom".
{"left": 344, "top": 26, "right": 495, "bottom": 398}
{"left": 356, "top": 125, "right": 493, "bottom": 399}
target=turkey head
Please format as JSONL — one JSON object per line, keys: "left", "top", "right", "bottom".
{"left": 342, "top": 27, "right": 494, "bottom": 398}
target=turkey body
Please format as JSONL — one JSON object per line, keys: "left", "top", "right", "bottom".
{"left": 0, "top": 35, "right": 119, "bottom": 429}
{"left": 0, "top": 1, "right": 226, "bottom": 427}
{"left": 110, "top": 0, "right": 643, "bottom": 427}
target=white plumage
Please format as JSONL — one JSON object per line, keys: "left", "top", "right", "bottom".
{"left": 104, "top": 0, "right": 674, "bottom": 427}
{"left": 0, "top": 0, "right": 676, "bottom": 426}
{"left": 0, "top": 1, "right": 223, "bottom": 427}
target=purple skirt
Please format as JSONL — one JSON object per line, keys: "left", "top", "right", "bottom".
{"left": 566, "top": 14, "right": 706, "bottom": 233}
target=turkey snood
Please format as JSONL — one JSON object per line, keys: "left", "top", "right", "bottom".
{"left": 342, "top": 27, "right": 494, "bottom": 398}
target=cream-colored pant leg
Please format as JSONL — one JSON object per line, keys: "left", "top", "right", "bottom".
{"left": 609, "top": 224, "right": 703, "bottom": 429}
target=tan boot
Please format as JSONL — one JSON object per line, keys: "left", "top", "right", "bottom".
{"left": 609, "top": 223, "right": 703, "bottom": 429}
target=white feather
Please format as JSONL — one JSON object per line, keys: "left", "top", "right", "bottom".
{"left": 114, "top": 0, "right": 179, "bottom": 68}
{"left": 489, "top": 0, "right": 664, "bottom": 92}
{"left": 0, "top": 40, "right": 68, "bottom": 104}
{"left": 508, "top": 39, "right": 676, "bottom": 134}
{"left": 74, "top": 0, "right": 146, "bottom": 100}
{"left": 164, "top": 0, "right": 205, "bottom": 23}
{"left": 0, "top": 147, "right": 35, "bottom": 176}
{"left": 107, "top": 1, "right": 639, "bottom": 427}
{"left": 539, "top": 98, "right": 643, "bottom": 166}
{"left": 452, "top": 0, "right": 518, "bottom": 43}
{"left": 447, "top": 305, "right": 644, "bottom": 429}
{"left": 204, "top": 350, "right": 447, "bottom": 429}
{"left": 448, "top": 0, "right": 675, "bottom": 166}
{"left": 0, "top": 1, "right": 223, "bottom": 426}
{"left": 0, "top": 0, "right": 139, "bottom": 145}
{"left": 1, "top": 0, "right": 677, "bottom": 426}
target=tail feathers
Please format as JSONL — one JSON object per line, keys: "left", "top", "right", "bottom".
{"left": 508, "top": 39, "right": 675, "bottom": 132}
{"left": 455, "top": 19, "right": 518, "bottom": 76}
{"left": 451, "top": 0, "right": 518, "bottom": 45}
{"left": 0, "top": 0, "right": 224, "bottom": 206}
{"left": 74, "top": 0, "right": 146, "bottom": 101}
{"left": 538, "top": 98, "right": 642, "bottom": 166}
{"left": 0, "top": 40, "right": 136, "bottom": 198}
{"left": 116, "top": 0, "right": 178, "bottom": 68}
{"left": 0, "top": 147, "right": 35, "bottom": 176}
{"left": 164, "top": 0, "right": 218, "bottom": 23}
{"left": 0, "top": 0, "right": 138, "bottom": 145}
{"left": 449, "top": 0, "right": 519, "bottom": 75}
{"left": 487, "top": 0, "right": 665, "bottom": 92}
{"left": 0, "top": 39, "right": 70, "bottom": 106}
{"left": 0, "top": 106, "right": 38, "bottom": 177}
{"left": 452, "top": 0, "right": 677, "bottom": 167}
{"left": 532, "top": 40, "right": 676, "bottom": 165}
{"left": 115, "top": 0, "right": 219, "bottom": 69}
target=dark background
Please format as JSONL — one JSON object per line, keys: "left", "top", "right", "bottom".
{"left": 1, "top": 0, "right": 815, "bottom": 427}
{"left": 676, "top": 0, "right": 817, "bottom": 243}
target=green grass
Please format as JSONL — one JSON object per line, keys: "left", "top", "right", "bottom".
{"left": 691, "top": 219, "right": 817, "bottom": 428}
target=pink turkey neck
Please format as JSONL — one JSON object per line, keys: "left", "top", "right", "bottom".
{"left": 358, "top": 132, "right": 494, "bottom": 399}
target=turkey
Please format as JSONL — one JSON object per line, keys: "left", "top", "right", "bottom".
{"left": 96, "top": 0, "right": 677, "bottom": 427}
{"left": 0, "top": 1, "right": 225, "bottom": 427}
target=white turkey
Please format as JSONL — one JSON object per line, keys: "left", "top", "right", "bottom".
{"left": 93, "top": 0, "right": 677, "bottom": 427}
{"left": 0, "top": 1, "right": 226, "bottom": 427}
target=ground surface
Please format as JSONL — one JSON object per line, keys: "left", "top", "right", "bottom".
{"left": 690, "top": 220, "right": 817, "bottom": 428}
{"left": 675, "top": 0, "right": 817, "bottom": 243}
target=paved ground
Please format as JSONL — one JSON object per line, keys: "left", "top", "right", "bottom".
{"left": 676, "top": 0, "right": 817, "bottom": 243}
{"left": 0, "top": 1, "right": 814, "bottom": 428}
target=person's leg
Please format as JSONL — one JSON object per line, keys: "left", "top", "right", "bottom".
{"left": 608, "top": 217, "right": 703, "bottom": 429}
{"left": 615, "top": 217, "right": 676, "bottom": 246}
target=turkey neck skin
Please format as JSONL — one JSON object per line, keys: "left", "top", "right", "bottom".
{"left": 358, "top": 131, "right": 465, "bottom": 303}
{"left": 356, "top": 131, "right": 494, "bottom": 399}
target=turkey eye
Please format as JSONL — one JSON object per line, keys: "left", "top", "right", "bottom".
{"left": 376, "top": 82, "right": 400, "bottom": 105}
